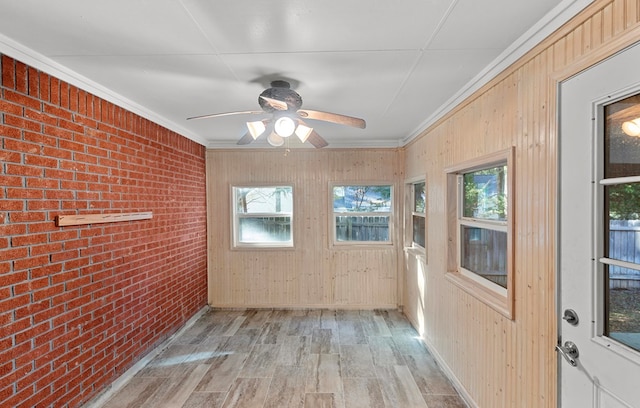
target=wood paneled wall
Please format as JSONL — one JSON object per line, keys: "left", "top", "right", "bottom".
{"left": 402, "top": 1, "right": 640, "bottom": 406}
{"left": 206, "top": 148, "right": 402, "bottom": 308}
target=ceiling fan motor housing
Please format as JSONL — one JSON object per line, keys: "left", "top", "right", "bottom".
{"left": 258, "top": 80, "right": 303, "bottom": 112}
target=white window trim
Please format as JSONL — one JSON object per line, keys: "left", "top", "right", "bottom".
{"left": 445, "top": 147, "right": 515, "bottom": 319}
{"left": 330, "top": 182, "right": 394, "bottom": 247}
{"left": 231, "top": 185, "right": 294, "bottom": 249}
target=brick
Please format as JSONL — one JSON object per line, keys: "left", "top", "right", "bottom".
{"left": 49, "top": 77, "right": 60, "bottom": 105}
{"left": 11, "top": 233, "right": 47, "bottom": 247}
{"left": 27, "top": 221, "right": 58, "bottom": 234}
{"left": 26, "top": 201, "right": 59, "bottom": 211}
{"left": 30, "top": 243, "right": 63, "bottom": 257}
{"left": 45, "top": 190, "right": 74, "bottom": 200}
{"left": 0, "top": 247, "right": 28, "bottom": 262}
{"left": 24, "top": 154, "right": 58, "bottom": 169}
{"left": 51, "top": 288, "right": 80, "bottom": 307}
{"left": 44, "top": 168, "right": 74, "bottom": 180}
{"left": 76, "top": 172, "right": 99, "bottom": 183}
{"left": 0, "top": 124, "right": 22, "bottom": 140}
{"left": 63, "top": 257, "right": 89, "bottom": 271}
{"left": 0, "top": 99, "right": 23, "bottom": 116}
{"left": 43, "top": 104, "right": 72, "bottom": 122}
{"left": 0, "top": 175, "right": 23, "bottom": 188}
{"left": 14, "top": 62, "right": 28, "bottom": 93}
{"left": 0, "top": 222, "right": 27, "bottom": 236}
{"left": 73, "top": 152, "right": 98, "bottom": 164}
{"left": 2, "top": 55, "right": 15, "bottom": 88}
{"left": 59, "top": 139, "right": 85, "bottom": 153}
{"left": 60, "top": 180, "right": 87, "bottom": 191}
{"left": 32, "top": 285, "right": 64, "bottom": 302}
{"left": 74, "top": 116, "right": 97, "bottom": 129}
{"left": 27, "top": 66, "right": 39, "bottom": 99}
{"left": 43, "top": 124, "right": 73, "bottom": 140}
{"left": 59, "top": 118, "right": 84, "bottom": 133}
{"left": 62, "top": 201, "right": 89, "bottom": 210}
{"left": 6, "top": 163, "right": 43, "bottom": 177}
{"left": 26, "top": 177, "right": 59, "bottom": 189}
{"left": 13, "top": 254, "right": 49, "bottom": 271}
{"left": 42, "top": 146, "right": 72, "bottom": 160}
{"left": 50, "top": 230, "right": 78, "bottom": 243}
{"left": 24, "top": 108, "right": 57, "bottom": 126}
{"left": 0, "top": 270, "right": 28, "bottom": 288}
{"left": 30, "top": 264, "right": 62, "bottom": 279}
{"left": 7, "top": 188, "right": 44, "bottom": 200}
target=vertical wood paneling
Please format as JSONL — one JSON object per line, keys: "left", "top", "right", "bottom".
{"left": 206, "top": 148, "right": 402, "bottom": 308}
{"left": 402, "top": 1, "right": 640, "bottom": 406}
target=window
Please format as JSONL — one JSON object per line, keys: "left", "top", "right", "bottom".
{"left": 601, "top": 93, "right": 640, "bottom": 351}
{"left": 410, "top": 180, "right": 426, "bottom": 248}
{"left": 232, "top": 186, "right": 293, "bottom": 248}
{"left": 446, "top": 148, "right": 514, "bottom": 318}
{"left": 332, "top": 184, "right": 393, "bottom": 244}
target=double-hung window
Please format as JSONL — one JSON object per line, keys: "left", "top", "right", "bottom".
{"left": 332, "top": 184, "right": 393, "bottom": 244}
{"left": 411, "top": 181, "right": 426, "bottom": 248}
{"left": 446, "top": 148, "right": 514, "bottom": 318}
{"left": 232, "top": 186, "right": 293, "bottom": 248}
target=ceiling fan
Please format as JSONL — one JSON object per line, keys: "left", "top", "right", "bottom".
{"left": 187, "top": 80, "right": 366, "bottom": 148}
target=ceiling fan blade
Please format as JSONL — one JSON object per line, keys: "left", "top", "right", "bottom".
{"left": 297, "top": 109, "right": 366, "bottom": 129}
{"left": 187, "top": 110, "right": 264, "bottom": 120}
{"left": 236, "top": 131, "right": 255, "bottom": 145}
{"left": 306, "top": 129, "right": 329, "bottom": 148}
{"left": 259, "top": 96, "right": 289, "bottom": 111}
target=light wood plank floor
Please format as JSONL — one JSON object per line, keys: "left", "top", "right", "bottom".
{"left": 95, "top": 309, "right": 467, "bottom": 408}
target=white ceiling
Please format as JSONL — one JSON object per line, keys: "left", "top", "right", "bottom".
{"left": 0, "top": 0, "right": 592, "bottom": 149}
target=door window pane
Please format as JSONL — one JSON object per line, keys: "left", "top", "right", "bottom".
{"left": 603, "top": 94, "right": 640, "bottom": 351}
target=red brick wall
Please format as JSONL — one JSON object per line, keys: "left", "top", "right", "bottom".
{"left": 0, "top": 55, "right": 208, "bottom": 408}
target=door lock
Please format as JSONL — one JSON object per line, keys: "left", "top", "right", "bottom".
{"left": 562, "top": 309, "right": 579, "bottom": 326}
{"left": 556, "top": 341, "right": 579, "bottom": 366}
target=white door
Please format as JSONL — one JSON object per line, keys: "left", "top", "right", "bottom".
{"left": 559, "top": 42, "right": 640, "bottom": 407}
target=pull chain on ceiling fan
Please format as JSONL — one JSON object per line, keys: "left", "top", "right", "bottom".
{"left": 187, "top": 80, "right": 366, "bottom": 148}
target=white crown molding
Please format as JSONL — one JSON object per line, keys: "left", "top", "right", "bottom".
{"left": 206, "top": 138, "right": 401, "bottom": 150}
{"left": 0, "top": 33, "right": 208, "bottom": 147}
{"left": 402, "top": 0, "right": 595, "bottom": 146}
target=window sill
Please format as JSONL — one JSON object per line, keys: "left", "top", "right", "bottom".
{"left": 404, "top": 246, "right": 426, "bottom": 263}
{"left": 445, "top": 271, "right": 513, "bottom": 320}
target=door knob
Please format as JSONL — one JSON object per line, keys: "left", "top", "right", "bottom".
{"left": 556, "top": 341, "right": 579, "bottom": 366}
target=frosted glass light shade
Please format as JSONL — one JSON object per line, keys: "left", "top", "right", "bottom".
{"left": 246, "top": 121, "right": 266, "bottom": 139}
{"left": 274, "top": 116, "right": 296, "bottom": 137}
{"left": 267, "top": 132, "right": 284, "bottom": 146}
{"left": 295, "top": 124, "right": 313, "bottom": 143}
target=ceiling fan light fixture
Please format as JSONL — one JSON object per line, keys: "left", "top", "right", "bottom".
{"left": 246, "top": 121, "right": 266, "bottom": 139}
{"left": 274, "top": 116, "right": 296, "bottom": 137}
{"left": 622, "top": 118, "right": 640, "bottom": 136}
{"left": 267, "top": 132, "right": 284, "bottom": 147}
{"left": 295, "top": 124, "right": 313, "bottom": 143}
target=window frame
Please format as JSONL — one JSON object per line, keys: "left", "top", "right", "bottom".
{"left": 405, "top": 177, "right": 426, "bottom": 253}
{"left": 330, "top": 182, "right": 394, "bottom": 247}
{"left": 231, "top": 185, "right": 294, "bottom": 249}
{"left": 445, "top": 148, "right": 515, "bottom": 319}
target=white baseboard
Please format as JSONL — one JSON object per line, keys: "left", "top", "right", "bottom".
{"left": 403, "top": 312, "right": 477, "bottom": 408}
